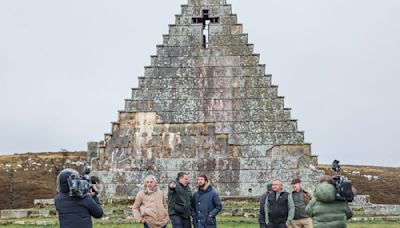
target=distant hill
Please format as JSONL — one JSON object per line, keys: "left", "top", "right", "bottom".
{"left": 320, "top": 164, "right": 400, "bottom": 204}
{"left": 0, "top": 152, "right": 399, "bottom": 210}
{"left": 0, "top": 152, "right": 87, "bottom": 210}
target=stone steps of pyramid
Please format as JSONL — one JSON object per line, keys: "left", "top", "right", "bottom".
{"left": 130, "top": 87, "right": 278, "bottom": 101}
{"left": 143, "top": 65, "right": 266, "bottom": 77}
{"left": 150, "top": 55, "right": 259, "bottom": 68}
{"left": 162, "top": 34, "right": 248, "bottom": 47}
{"left": 115, "top": 109, "right": 293, "bottom": 123}
{"left": 156, "top": 44, "right": 253, "bottom": 57}
{"left": 137, "top": 75, "right": 272, "bottom": 89}
{"left": 121, "top": 120, "right": 298, "bottom": 134}
{"left": 125, "top": 98, "right": 285, "bottom": 112}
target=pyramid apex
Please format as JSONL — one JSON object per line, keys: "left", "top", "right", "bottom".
{"left": 188, "top": 0, "right": 227, "bottom": 6}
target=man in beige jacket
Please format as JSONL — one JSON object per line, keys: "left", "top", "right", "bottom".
{"left": 133, "top": 175, "right": 169, "bottom": 228}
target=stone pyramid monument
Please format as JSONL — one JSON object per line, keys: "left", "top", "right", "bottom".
{"left": 91, "top": 0, "right": 323, "bottom": 197}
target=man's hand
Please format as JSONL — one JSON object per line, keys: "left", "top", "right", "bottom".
{"left": 206, "top": 215, "right": 213, "bottom": 224}
{"left": 169, "top": 182, "right": 176, "bottom": 189}
{"left": 140, "top": 218, "right": 145, "bottom": 224}
{"left": 90, "top": 185, "right": 98, "bottom": 197}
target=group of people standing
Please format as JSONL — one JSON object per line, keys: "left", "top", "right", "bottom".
{"left": 131, "top": 173, "right": 353, "bottom": 228}
{"left": 55, "top": 168, "right": 353, "bottom": 228}
{"left": 258, "top": 177, "right": 353, "bottom": 228}
{"left": 132, "top": 172, "right": 222, "bottom": 228}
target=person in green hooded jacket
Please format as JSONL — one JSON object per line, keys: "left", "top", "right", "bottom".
{"left": 306, "top": 176, "right": 353, "bottom": 228}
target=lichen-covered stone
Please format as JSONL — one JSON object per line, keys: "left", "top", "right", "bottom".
{"left": 91, "top": 0, "right": 324, "bottom": 197}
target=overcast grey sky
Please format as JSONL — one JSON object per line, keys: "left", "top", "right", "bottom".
{"left": 0, "top": 0, "right": 399, "bottom": 167}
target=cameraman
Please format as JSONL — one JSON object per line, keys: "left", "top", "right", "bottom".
{"left": 55, "top": 169, "right": 103, "bottom": 228}
{"left": 306, "top": 176, "right": 352, "bottom": 228}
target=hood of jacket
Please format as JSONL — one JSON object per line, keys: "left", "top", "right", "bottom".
{"left": 57, "top": 168, "right": 79, "bottom": 193}
{"left": 314, "top": 183, "right": 336, "bottom": 203}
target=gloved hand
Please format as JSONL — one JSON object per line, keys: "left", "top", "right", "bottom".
{"left": 206, "top": 215, "right": 215, "bottom": 224}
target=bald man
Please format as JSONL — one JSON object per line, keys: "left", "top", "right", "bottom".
{"left": 264, "top": 180, "right": 295, "bottom": 228}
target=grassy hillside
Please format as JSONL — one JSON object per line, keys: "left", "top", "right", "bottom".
{"left": 0, "top": 152, "right": 399, "bottom": 210}
{"left": 320, "top": 164, "right": 400, "bottom": 204}
{"left": 0, "top": 152, "right": 87, "bottom": 209}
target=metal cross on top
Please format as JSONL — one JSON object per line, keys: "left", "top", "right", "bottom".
{"left": 192, "top": 9, "right": 220, "bottom": 48}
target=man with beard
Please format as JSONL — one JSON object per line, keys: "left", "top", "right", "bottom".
{"left": 192, "top": 175, "right": 222, "bottom": 228}
{"left": 132, "top": 175, "right": 169, "bottom": 228}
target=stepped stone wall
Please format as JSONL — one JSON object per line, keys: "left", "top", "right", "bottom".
{"left": 91, "top": 0, "right": 323, "bottom": 196}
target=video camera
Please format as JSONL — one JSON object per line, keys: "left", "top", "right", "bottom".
{"left": 331, "top": 160, "right": 354, "bottom": 202}
{"left": 67, "top": 162, "right": 100, "bottom": 198}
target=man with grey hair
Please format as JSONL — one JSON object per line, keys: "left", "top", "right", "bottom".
{"left": 132, "top": 175, "right": 169, "bottom": 228}
{"left": 264, "top": 179, "right": 294, "bottom": 228}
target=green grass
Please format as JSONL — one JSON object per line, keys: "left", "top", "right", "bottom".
{"left": 348, "top": 222, "right": 400, "bottom": 228}
{"left": 2, "top": 222, "right": 400, "bottom": 228}
{"left": 1, "top": 216, "right": 398, "bottom": 228}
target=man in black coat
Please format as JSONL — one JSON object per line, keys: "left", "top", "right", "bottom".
{"left": 168, "top": 172, "right": 193, "bottom": 228}
{"left": 259, "top": 183, "right": 273, "bottom": 228}
{"left": 192, "top": 175, "right": 222, "bottom": 228}
{"left": 54, "top": 169, "right": 103, "bottom": 228}
{"left": 264, "top": 179, "right": 295, "bottom": 228}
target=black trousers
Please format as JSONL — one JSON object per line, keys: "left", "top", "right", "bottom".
{"left": 170, "top": 215, "right": 191, "bottom": 228}
{"left": 267, "top": 223, "right": 286, "bottom": 228}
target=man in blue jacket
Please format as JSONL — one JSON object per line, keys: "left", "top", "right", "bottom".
{"left": 54, "top": 169, "right": 103, "bottom": 228}
{"left": 192, "top": 175, "right": 222, "bottom": 228}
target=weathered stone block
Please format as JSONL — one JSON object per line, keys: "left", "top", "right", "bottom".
{"left": 1, "top": 209, "right": 28, "bottom": 219}
{"left": 33, "top": 199, "right": 54, "bottom": 208}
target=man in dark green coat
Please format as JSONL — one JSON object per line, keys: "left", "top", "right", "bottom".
{"left": 168, "top": 172, "right": 193, "bottom": 228}
{"left": 306, "top": 176, "right": 353, "bottom": 228}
